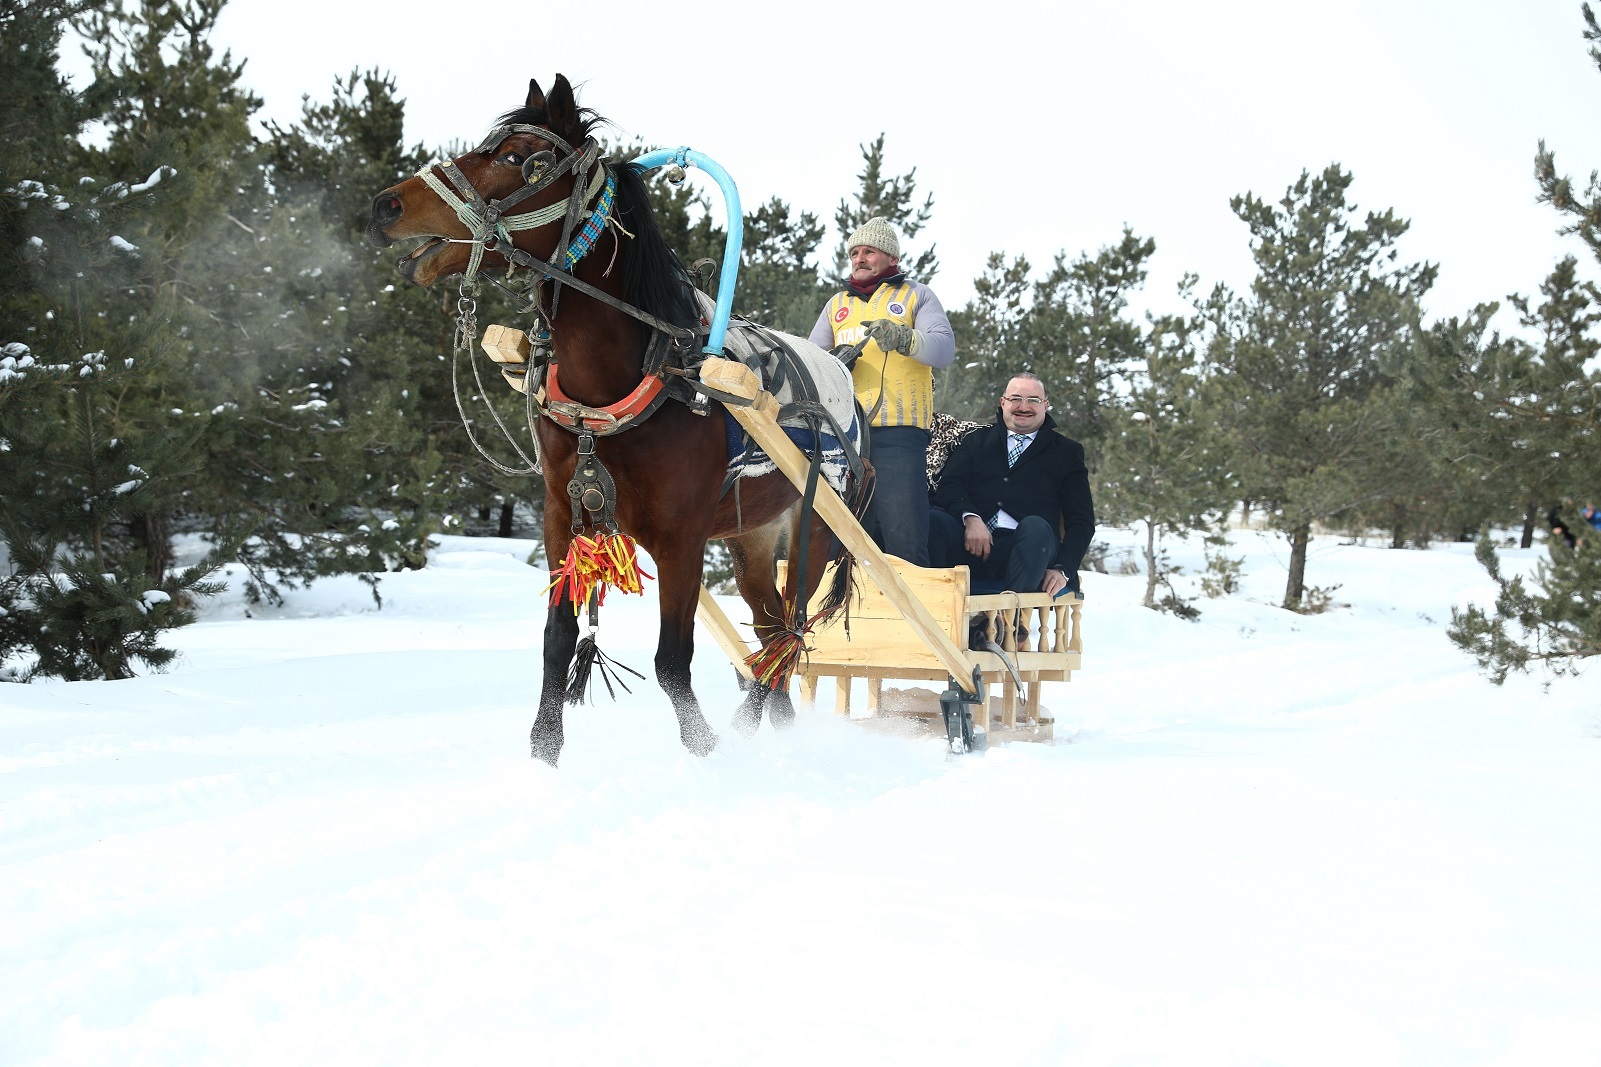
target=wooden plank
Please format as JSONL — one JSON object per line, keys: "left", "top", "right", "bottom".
{"left": 702, "top": 357, "right": 979, "bottom": 696}
{"left": 799, "top": 673, "right": 818, "bottom": 708}
{"left": 481, "top": 324, "right": 530, "bottom": 364}
{"left": 834, "top": 677, "right": 851, "bottom": 717}
{"left": 695, "top": 585, "right": 756, "bottom": 682}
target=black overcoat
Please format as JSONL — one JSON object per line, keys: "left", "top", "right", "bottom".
{"left": 932, "top": 411, "right": 1097, "bottom": 577}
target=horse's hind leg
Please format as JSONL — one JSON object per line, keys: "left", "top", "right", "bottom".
{"left": 767, "top": 509, "right": 847, "bottom": 730}
{"left": 725, "top": 523, "right": 787, "bottom": 734}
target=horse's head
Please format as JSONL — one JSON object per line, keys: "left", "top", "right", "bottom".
{"left": 366, "top": 75, "right": 597, "bottom": 287}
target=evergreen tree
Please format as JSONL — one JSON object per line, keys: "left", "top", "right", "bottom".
{"left": 942, "top": 252, "right": 1031, "bottom": 420}
{"left": 1450, "top": 535, "right": 1601, "bottom": 684}
{"left": 1441, "top": 268, "right": 1601, "bottom": 679}
{"left": 1535, "top": 3, "right": 1601, "bottom": 264}
{"left": 737, "top": 196, "right": 831, "bottom": 335}
{"left": 1022, "top": 227, "right": 1156, "bottom": 452}
{"left": 1211, "top": 165, "right": 1435, "bottom": 610}
{"left": 1097, "top": 297, "right": 1236, "bottom": 613}
{"left": 943, "top": 230, "right": 1155, "bottom": 446}
{"left": 832, "top": 134, "right": 938, "bottom": 280}
{"left": 1, "top": 0, "right": 227, "bottom": 680}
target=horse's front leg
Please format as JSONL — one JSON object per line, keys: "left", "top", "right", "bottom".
{"left": 532, "top": 521, "right": 577, "bottom": 766}
{"left": 652, "top": 539, "right": 717, "bottom": 756}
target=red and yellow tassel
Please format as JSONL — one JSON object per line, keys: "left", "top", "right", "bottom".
{"left": 743, "top": 606, "right": 827, "bottom": 690}
{"left": 545, "top": 530, "right": 653, "bottom": 613}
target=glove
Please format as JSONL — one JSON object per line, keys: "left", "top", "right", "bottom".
{"left": 862, "top": 319, "right": 921, "bottom": 358}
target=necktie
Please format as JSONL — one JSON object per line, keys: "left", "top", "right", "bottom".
{"left": 988, "top": 434, "right": 1030, "bottom": 530}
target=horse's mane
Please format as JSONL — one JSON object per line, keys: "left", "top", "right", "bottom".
{"left": 608, "top": 162, "right": 701, "bottom": 332}
{"left": 494, "top": 103, "right": 700, "bottom": 334}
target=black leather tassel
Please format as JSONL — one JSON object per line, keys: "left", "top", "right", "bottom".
{"left": 565, "top": 634, "right": 645, "bottom": 706}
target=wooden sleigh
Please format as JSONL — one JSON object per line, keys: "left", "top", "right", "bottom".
{"left": 773, "top": 556, "right": 1084, "bottom": 743}
{"left": 690, "top": 358, "right": 1086, "bottom": 748}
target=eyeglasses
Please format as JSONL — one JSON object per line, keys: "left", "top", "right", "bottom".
{"left": 1001, "top": 395, "right": 1045, "bottom": 407}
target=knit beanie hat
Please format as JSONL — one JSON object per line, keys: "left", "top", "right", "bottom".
{"left": 845, "top": 216, "right": 900, "bottom": 259}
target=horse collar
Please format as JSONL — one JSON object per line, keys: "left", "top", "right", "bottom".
{"left": 541, "top": 363, "right": 668, "bottom": 436}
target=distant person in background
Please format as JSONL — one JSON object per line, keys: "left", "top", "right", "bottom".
{"left": 1582, "top": 503, "right": 1601, "bottom": 531}
{"left": 1549, "top": 502, "right": 1579, "bottom": 549}
{"left": 810, "top": 216, "right": 955, "bottom": 566}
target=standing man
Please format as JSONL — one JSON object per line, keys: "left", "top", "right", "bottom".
{"left": 810, "top": 216, "right": 955, "bottom": 566}
{"left": 930, "top": 372, "right": 1096, "bottom": 598}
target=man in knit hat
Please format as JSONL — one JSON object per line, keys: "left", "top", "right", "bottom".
{"left": 809, "top": 216, "right": 955, "bottom": 566}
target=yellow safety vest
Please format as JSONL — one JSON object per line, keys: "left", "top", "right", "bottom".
{"left": 822, "top": 282, "right": 933, "bottom": 430}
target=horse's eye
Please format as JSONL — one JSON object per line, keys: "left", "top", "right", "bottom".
{"left": 500, "top": 152, "right": 524, "bottom": 166}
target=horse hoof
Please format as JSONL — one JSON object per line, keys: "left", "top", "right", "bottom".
{"left": 768, "top": 704, "right": 796, "bottom": 730}
{"left": 682, "top": 725, "right": 719, "bottom": 756}
{"left": 731, "top": 686, "right": 767, "bottom": 736}
{"left": 530, "top": 724, "right": 562, "bottom": 767}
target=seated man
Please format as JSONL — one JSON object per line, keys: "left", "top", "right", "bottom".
{"left": 929, "top": 372, "right": 1095, "bottom": 601}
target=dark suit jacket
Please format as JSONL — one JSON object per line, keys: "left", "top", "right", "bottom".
{"left": 932, "top": 411, "right": 1097, "bottom": 577}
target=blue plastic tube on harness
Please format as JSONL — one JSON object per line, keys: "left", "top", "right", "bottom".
{"left": 627, "top": 147, "right": 742, "bottom": 357}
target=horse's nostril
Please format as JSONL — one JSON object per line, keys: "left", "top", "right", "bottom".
{"left": 373, "top": 193, "right": 403, "bottom": 225}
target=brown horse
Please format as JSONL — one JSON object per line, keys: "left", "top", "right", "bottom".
{"left": 366, "top": 75, "right": 860, "bottom": 765}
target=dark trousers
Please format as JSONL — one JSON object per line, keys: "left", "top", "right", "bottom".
{"left": 864, "top": 426, "right": 931, "bottom": 566}
{"left": 928, "top": 509, "right": 1057, "bottom": 592}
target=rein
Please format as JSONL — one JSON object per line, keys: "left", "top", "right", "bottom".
{"left": 426, "top": 123, "right": 705, "bottom": 518}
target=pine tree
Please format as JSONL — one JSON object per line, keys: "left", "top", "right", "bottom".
{"left": 1450, "top": 535, "right": 1601, "bottom": 685}
{"left": 1535, "top": 3, "right": 1601, "bottom": 264}
{"left": 832, "top": 134, "right": 938, "bottom": 280}
{"left": 1022, "top": 227, "right": 1156, "bottom": 452}
{"left": 1097, "top": 297, "right": 1236, "bottom": 613}
{"left": 1212, "top": 165, "right": 1435, "bottom": 610}
{"left": 1440, "top": 267, "right": 1601, "bottom": 679}
{"left": 737, "top": 196, "right": 831, "bottom": 335}
{"left": 942, "top": 252, "right": 1032, "bottom": 420}
{"left": 1, "top": 0, "right": 227, "bottom": 680}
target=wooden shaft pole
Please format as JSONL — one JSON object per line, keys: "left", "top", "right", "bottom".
{"left": 699, "top": 358, "right": 980, "bottom": 695}
{"left": 696, "top": 585, "right": 756, "bottom": 682}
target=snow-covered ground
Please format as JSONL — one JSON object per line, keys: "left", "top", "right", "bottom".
{"left": 3, "top": 528, "right": 1598, "bottom": 1066}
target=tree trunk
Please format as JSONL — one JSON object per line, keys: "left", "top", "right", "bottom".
{"left": 1143, "top": 519, "right": 1158, "bottom": 608}
{"left": 1521, "top": 501, "right": 1539, "bottom": 549}
{"left": 1390, "top": 505, "right": 1406, "bottom": 550}
{"left": 477, "top": 504, "right": 492, "bottom": 522}
{"left": 1283, "top": 523, "right": 1310, "bottom": 610}
{"left": 131, "top": 511, "right": 173, "bottom": 580}
{"left": 498, "top": 500, "right": 514, "bottom": 538}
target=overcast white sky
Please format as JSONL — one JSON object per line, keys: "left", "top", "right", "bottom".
{"left": 70, "top": 0, "right": 1601, "bottom": 325}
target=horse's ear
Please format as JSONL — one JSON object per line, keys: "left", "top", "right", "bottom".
{"left": 525, "top": 78, "right": 546, "bottom": 114}
{"left": 547, "top": 74, "right": 578, "bottom": 139}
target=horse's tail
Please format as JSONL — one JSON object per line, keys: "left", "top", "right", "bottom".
{"left": 810, "top": 457, "right": 875, "bottom": 628}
